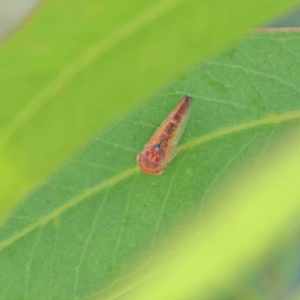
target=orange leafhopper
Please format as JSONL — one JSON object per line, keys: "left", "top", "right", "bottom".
{"left": 136, "top": 95, "right": 193, "bottom": 175}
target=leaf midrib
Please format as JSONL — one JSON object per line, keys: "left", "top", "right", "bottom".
{"left": 1, "top": 109, "right": 300, "bottom": 252}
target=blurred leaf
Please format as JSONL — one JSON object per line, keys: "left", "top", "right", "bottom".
{"left": 0, "top": 0, "right": 299, "bottom": 219}
{"left": 271, "top": 7, "right": 300, "bottom": 27}
{"left": 107, "top": 124, "right": 300, "bottom": 300}
{"left": 1, "top": 31, "right": 300, "bottom": 299}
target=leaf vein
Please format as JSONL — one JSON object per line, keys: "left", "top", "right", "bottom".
{"left": 24, "top": 226, "right": 44, "bottom": 300}
{"left": 206, "top": 60, "right": 300, "bottom": 93}
{"left": 112, "top": 176, "right": 138, "bottom": 276}
{"left": 199, "top": 134, "right": 258, "bottom": 213}
{"left": 0, "top": 167, "right": 138, "bottom": 252}
{"left": 1, "top": 110, "right": 300, "bottom": 252}
{"left": 154, "top": 153, "right": 187, "bottom": 235}
{"left": 73, "top": 188, "right": 112, "bottom": 298}
{"left": 95, "top": 138, "right": 138, "bottom": 153}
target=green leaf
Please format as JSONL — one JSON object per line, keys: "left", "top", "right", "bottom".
{"left": 1, "top": 31, "right": 300, "bottom": 299}
{"left": 106, "top": 130, "right": 300, "bottom": 300}
{"left": 0, "top": 0, "right": 299, "bottom": 219}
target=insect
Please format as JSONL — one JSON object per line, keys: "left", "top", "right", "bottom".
{"left": 136, "top": 95, "right": 193, "bottom": 175}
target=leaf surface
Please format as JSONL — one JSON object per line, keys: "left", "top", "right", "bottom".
{"left": 1, "top": 31, "right": 300, "bottom": 299}
{"left": 0, "top": 0, "right": 299, "bottom": 219}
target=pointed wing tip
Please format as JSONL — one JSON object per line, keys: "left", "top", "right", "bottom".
{"left": 184, "top": 95, "right": 193, "bottom": 103}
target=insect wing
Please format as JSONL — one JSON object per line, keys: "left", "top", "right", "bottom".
{"left": 143, "top": 96, "right": 192, "bottom": 152}
{"left": 165, "top": 99, "right": 192, "bottom": 162}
